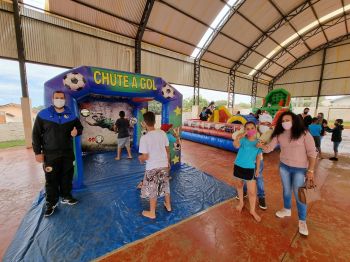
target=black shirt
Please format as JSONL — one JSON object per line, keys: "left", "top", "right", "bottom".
{"left": 298, "top": 114, "right": 312, "bottom": 127}
{"left": 115, "top": 118, "right": 130, "bottom": 138}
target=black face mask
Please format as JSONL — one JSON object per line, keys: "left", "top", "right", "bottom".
{"left": 304, "top": 111, "right": 308, "bottom": 114}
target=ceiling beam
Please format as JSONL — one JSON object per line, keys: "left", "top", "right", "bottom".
{"left": 272, "top": 33, "right": 350, "bottom": 83}
{"left": 135, "top": 0, "right": 155, "bottom": 73}
{"left": 230, "top": 0, "right": 320, "bottom": 72}
{"left": 268, "top": 0, "right": 312, "bottom": 52}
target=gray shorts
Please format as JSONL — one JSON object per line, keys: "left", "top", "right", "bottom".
{"left": 118, "top": 137, "right": 130, "bottom": 148}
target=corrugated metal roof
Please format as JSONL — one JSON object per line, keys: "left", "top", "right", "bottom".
{"left": 13, "top": 0, "right": 350, "bottom": 85}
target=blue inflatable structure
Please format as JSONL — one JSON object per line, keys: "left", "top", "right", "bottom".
{"left": 44, "top": 66, "right": 182, "bottom": 189}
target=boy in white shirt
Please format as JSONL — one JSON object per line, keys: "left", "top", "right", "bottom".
{"left": 138, "top": 112, "right": 171, "bottom": 219}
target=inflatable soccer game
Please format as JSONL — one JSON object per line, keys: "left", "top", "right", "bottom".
{"left": 44, "top": 66, "right": 183, "bottom": 189}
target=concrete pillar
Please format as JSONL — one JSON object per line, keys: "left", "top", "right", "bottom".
{"left": 192, "top": 105, "right": 200, "bottom": 119}
{"left": 21, "top": 97, "right": 33, "bottom": 148}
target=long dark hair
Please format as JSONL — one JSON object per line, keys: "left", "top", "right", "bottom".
{"left": 271, "top": 111, "right": 306, "bottom": 140}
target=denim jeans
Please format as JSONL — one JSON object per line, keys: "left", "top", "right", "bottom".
{"left": 243, "top": 160, "right": 265, "bottom": 198}
{"left": 333, "top": 141, "right": 341, "bottom": 152}
{"left": 279, "top": 162, "right": 307, "bottom": 221}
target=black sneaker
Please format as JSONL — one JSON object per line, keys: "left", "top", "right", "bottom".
{"left": 44, "top": 203, "right": 57, "bottom": 217}
{"left": 61, "top": 197, "right": 78, "bottom": 205}
{"left": 258, "top": 197, "right": 267, "bottom": 210}
{"left": 235, "top": 192, "right": 248, "bottom": 200}
{"left": 329, "top": 157, "right": 338, "bottom": 161}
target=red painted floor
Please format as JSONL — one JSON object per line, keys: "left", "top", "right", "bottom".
{"left": 1, "top": 131, "right": 350, "bottom": 261}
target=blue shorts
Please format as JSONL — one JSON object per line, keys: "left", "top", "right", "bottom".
{"left": 333, "top": 142, "right": 341, "bottom": 152}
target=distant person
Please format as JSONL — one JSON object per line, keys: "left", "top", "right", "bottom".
{"left": 236, "top": 111, "right": 241, "bottom": 115}
{"left": 298, "top": 107, "right": 312, "bottom": 127}
{"left": 254, "top": 109, "right": 262, "bottom": 120}
{"left": 308, "top": 117, "right": 322, "bottom": 157}
{"left": 257, "top": 111, "right": 317, "bottom": 236}
{"left": 199, "top": 107, "right": 209, "bottom": 121}
{"left": 325, "top": 119, "right": 344, "bottom": 161}
{"left": 32, "top": 91, "right": 83, "bottom": 217}
{"left": 138, "top": 111, "right": 171, "bottom": 219}
{"left": 114, "top": 111, "right": 132, "bottom": 160}
{"left": 317, "top": 112, "right": 327, "bottom": 158}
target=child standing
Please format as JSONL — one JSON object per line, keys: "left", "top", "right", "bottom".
{"left": 233, "top": 121, "right": 262, "bottom": 222}
{"left": 308, "top": 117, "right": 322, "bottom": 157}
{"left": 114, "top": 111, "right": 132, "bottom": 160}
{"left": 325, "top": 119, "right": 344, "bottom": 161}
{"left": 139, "top": 112, "right": 171, "bottom": 219}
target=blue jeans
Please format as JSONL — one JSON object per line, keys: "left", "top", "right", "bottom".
{"left": 243, "top": 160, "right": 265, "bottom": 198}
{"left": 333, "top": 141, "right": 341, "bottom": 153}
{"left": 279, "top": 162, "right": 307, "bottom": 221}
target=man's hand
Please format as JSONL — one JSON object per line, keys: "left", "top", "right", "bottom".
{"left": 35, "top": 154, "right": 44, "bottom": 163}
{"left": 71, "top": 127, "right": 78, "bottom": 137}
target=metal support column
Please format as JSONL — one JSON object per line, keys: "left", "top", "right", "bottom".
{"left": 228, "top": 70, "right": 235, "bottom": 108}
{"left": 193, "top": 59, "right": 200, "bottom": 105}
{"left": 13, "top": 0, "right": 28, "bottom": 97}
{"left": 251, "top": 76, "right": 258, "bottom": 107}
{"left": 135, "top": 0, "right": 155, "bottom": 73}
{"left": 315, "top": 48, "right": 327, "bottom": 113}
{"left": 13, "top": 0, "right": 33, "bottom": 148}
{"left": 268, "top": 81, "right": 274, "bottom": 93}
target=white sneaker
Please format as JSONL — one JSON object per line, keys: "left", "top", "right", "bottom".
{"left": 275, "top": 208, "right": 291, "bottom": 218}
{"left": 299, "top": 220, "right": 309, "bottom": 236}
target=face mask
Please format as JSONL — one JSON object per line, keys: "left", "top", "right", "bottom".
{"left": 53, "top": 99, "right": 65, "bottom": 109}
{"left": 246, "top": 130, "right": 257, "bottom": 137}
{"left": 259, "top": 125, "right": 270, "bottom": 134}
{"left": 304, "top": 111, "right": 308, "bottom": 115}
{"left": 282, "top": 122, "right": 292, "bottom": 130}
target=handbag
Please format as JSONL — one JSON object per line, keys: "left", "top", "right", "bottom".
{"left": 298, "top": 179, "right": 321, "bottom": 204}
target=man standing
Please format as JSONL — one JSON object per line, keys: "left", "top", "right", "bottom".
{"left": 32, "top": 91, "right": 83, "bottom": 217}
{"left": 298, "top": 107, "right": 312, "bottom": 127}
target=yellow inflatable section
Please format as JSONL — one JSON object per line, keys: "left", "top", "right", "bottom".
{"left": 208, "top": 105, "right": 232, "bottom": 122}
{"left": 227, "top": 115, "right": 247, "bottom": 124}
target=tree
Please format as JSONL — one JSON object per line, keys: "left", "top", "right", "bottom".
{"left": 215, "top": 100, "right": 227, "bottom": 107}
{"left": 148, "top": 100, "right": 162, "bottom": 114}
{"left": 237, "top": 102, "right": 251, "bottom": 109}
{"left": 183, "top": 96, "right": 209, "bottom": 112}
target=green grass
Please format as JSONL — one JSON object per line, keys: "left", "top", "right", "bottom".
{"left": 0, "top": 140, "right": 25, "bottom": 149}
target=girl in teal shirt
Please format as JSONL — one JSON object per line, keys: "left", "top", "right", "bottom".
{"left": 233, "top": 121, "right": 262, "bottom": 222}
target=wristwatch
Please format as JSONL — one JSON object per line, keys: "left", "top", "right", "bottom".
{"left": 307, "top": 170, "right": 314, "bottom": 173}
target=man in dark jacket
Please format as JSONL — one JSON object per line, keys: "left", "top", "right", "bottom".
{"left": 32, "top": 91, "right": 83, "bottom": 217}
{"left": 298, "top": 107, "right": 312, "bottom": 127}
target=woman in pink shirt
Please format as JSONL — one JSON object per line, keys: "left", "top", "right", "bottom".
{"left": 257, "top": 111, "right": 317, "bottom": 236}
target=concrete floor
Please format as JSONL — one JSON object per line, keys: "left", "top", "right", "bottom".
{"left": 1, "top": 131, "right": 349, "bottom": 261}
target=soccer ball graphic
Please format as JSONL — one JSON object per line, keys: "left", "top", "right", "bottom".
{"left": 63, "top": 72, "right": 86, "bottom": 91}
{"left": 95, "top": 135, "right": 104, "bottom": 144}
{"left": 173, "top": 142, "right": 181, "bottom": 151}
{"left": 161, "top": 85, "right": 175, "bottom": 99}
{"left": 141, "top": 129, "right": 147, "bottom": 136}
{"left": 129, "top": 117, "right": 138, "bottom": 126}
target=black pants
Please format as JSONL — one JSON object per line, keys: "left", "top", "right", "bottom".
{"left": 44, "top": 155, "right": 75, "bottom": 205}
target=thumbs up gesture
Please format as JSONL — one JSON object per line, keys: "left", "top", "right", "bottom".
{"left": 71, "top": 127, "right": 78, "bottom": 137}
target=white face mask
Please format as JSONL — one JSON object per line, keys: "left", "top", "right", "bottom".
{"left": 259, "top": 125, "right": 270, "bottom": 134}
{"left": 53, "top": 99, "right": 65, "bottom": 109}
{"left": 282, "top": 122, "right": 292, "bottom": 130}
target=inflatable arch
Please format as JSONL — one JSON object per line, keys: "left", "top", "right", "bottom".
{"left": 44, "top": 66, "right": 182, "bottom": 189}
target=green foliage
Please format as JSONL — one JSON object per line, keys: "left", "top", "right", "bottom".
{"left": 183, "top": 96, "right": 209, "bottom": 112}
{"left": 0, "top": 140, "right": 25, "bottom": 149}
{"left": 237, "top": 102, "right": 251, "bottom": 109}
{"left": 148, "top": 100, "right": 162, "bottom": 114}
{"left": 214, "top": 100, "right": 227, "bottom": 107}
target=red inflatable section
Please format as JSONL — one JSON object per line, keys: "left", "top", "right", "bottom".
{"left": 272, "top": 108, "right": 289, "bottom": 126}
{"left": 182, "top": 120, "right": 242, "bottom": 139}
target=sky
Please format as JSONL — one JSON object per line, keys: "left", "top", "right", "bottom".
{"left": 0, "top": 58, "right": 251, "bottom": 107}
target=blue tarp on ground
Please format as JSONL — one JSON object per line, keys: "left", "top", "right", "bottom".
{"left": 4, "top": 152, "right": 236, "bottom": 262}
